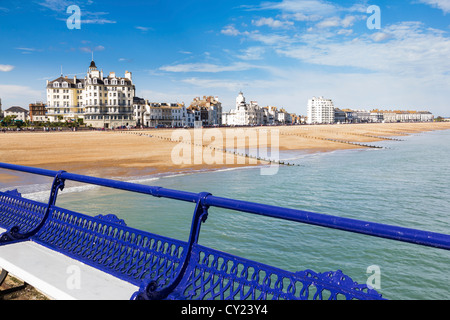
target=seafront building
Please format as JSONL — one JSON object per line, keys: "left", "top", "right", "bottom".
{"left": 222, "top": 91, "right": 261, "bottom": 126}
{"left": 46, "top": 74, "right": 84, "bottom": 123}
{"left": 307, "top": 96, "right": 335, "bottom": 124}
{"left": 3, "top": 106, "right": 29, "bottom": 121}
{"left": 339, "top": 108, "right": 433, "bottom": 123}
{"left": 133, "top": 98, "right": 196, "bottom": 128}
{"left": 377, "top": 110, "right": 433, "bottom": 122}
{"left": 307, "top": 95, "right": 434, "bottom": 124}
{"left": 46, "top": 60, "right": 136, "bottom": 128}
{"left": 189, "top": 96, "right": 223, "bottom": 126}
{"left": 222, "top": 92, "right": 293, "bottom": 126}
{"left": 29, "top": 102, "right": 48, "bottom": 122}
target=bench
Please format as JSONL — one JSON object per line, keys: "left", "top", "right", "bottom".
{"left": 1, "top": 163, "right": 449, "bottom": 300}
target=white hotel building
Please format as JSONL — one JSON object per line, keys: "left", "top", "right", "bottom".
{"left": 46, "top": 60, "right": 135, "bottom": 128}
{"left": 307, "top": 96, "right": 335, "bottom": 124}
{"left": 222, "top": 92, "right": 293, "bottom": 126}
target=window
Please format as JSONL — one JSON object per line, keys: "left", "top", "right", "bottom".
{"left": 53, "top": 82, "right": 60, "bottom": 88}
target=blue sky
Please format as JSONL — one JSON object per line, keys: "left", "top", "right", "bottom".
{"left": 0, "top": 0, "right": 449, "bottom": 116}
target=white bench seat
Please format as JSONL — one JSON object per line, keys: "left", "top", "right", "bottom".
{"left": 0, "top": 240, "right": 138, "bottom": 300}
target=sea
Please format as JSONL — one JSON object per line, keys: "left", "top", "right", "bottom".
{"left": 1, "top": 128, "right": 449, "bottom": 300}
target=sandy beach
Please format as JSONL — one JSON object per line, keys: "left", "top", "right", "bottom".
{"left": 1, "top": 122, "right": 450, "bottom": 182}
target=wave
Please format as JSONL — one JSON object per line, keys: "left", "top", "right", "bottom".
{"left": 2, "top": 166, "right": 258, "bottom": 202}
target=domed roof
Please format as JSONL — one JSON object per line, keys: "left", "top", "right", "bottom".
{"left": 236, "top": 91, "right": 245, "bottom": 105}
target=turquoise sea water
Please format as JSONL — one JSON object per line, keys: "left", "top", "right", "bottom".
{"left": 1, "top": 128, "right": 449, "bottom": 299}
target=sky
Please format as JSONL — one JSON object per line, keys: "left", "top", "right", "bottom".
{"left": 0, "top": 0, "right": 449, "bottom": 116}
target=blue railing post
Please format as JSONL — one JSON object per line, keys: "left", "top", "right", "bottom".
{"left": 132, "top": 192, "right": 211, "bottom": 300}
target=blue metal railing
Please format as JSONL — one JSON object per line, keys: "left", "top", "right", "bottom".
{"left": 1, "top": 162, "right": 450, "bottom": 300}
{"left": 1, "top": 162, "right": 449, "bottom": 251}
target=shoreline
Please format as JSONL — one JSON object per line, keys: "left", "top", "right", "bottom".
{"left": 1, "top": 122, "right": 450, "bottom": 183}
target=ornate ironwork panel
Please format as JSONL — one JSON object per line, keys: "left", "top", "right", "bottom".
{"left": 34, "top": 205, "right": 186, "bottom": 287}
{"left": 168, "top": 244, "right": 383, "bottom": 300}
{"left": 0, "top": 191, "right": 46, "bottom": 235}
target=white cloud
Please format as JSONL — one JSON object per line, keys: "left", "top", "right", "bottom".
{"left": 245, "top": 31, "right": 294, "bottom": 46}
{"left": 316, "top": 16, "right": 341, "bottom": 28}
{"left": 160, "top": 62, "right": 258, "bottom": 73}
{"left": 181, "top": 78, "right": 244, "bottom": 91}
{"left": 0, "top": 84, "right": 43, "bottom": 106}
{"left": 80, "top": 45, "right": 105, "bottom": 53}
{"left": 237, "top": 47, "right": 266, "bottom": 60}
{"left": 256, "top": 0, "right": 338, "bottom": 16}
{"left": 221, "top": 25, "right": 240, "bottom": 36}
{"left": 315, "top": 15, "right": 359, "bottom": 29}
{"left": 82, "top": 19, "right": 116, "bottom": 24}
{"left": 371, "top": 32, "right": 392, "bottom": 42}
{"left": 341, "top": 15, "right": 358, "bottom": 28}
{"left": 0, "top": 65, "right": 14, "bottom": 72}
{"left": 15, "top": 47, "right": 38, "bottom": 52}
{"left": 418, "top": 0, "right": 450, "bottom": 14}
{"left": 252, "top": 17, "right": 294, "bottom": 29}
{"left": 135, "top": 26, "right": 152, "bottom": 32}
{"left": 280, "top": 12, "right": 321, "bottom": 22}
{"left": 39, "top": 0, "right": 74, "bottom": 12}
{"left": 272, "top": 22, "right": 450, "bottom": 78}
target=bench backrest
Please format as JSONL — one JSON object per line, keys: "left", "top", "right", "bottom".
{"left": 0, "top": 190, "right": 383, "bottom": 300}
{"left": 38, "top": 204, "right": 187, "bottom": 288}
